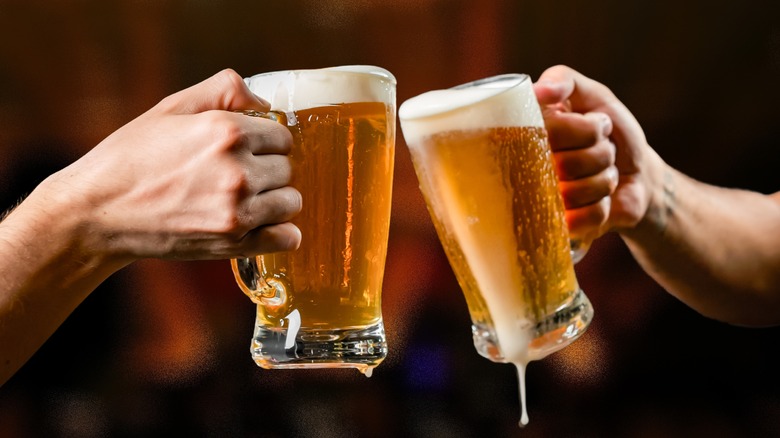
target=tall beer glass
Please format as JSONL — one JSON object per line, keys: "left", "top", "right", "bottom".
{"left": 399, "top": 74, "right": 593, "bottom": 365}
{"left": 232, "top": 66, "right": 396, "bottom": 375}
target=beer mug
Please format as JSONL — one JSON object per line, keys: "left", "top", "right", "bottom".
{"left": 398, "top": 74, "right": 593, "bottom": 365}
{"left": 232, "top": 66, "right": 396, "bottom": 375}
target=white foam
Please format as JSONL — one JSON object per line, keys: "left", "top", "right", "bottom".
{"left": 399, "top": 74, "right": 543, "bottom": 145}
{"left": 245, "top": 65, "right": 396, "bottom": 111}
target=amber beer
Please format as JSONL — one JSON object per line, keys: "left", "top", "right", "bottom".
{"left": 232, "top": 66, "right": 396, "bottom": 374}
{"left": 413, "top": 125, "right": 578, "bottom": 339}
{"left": 399, "top": 74, "right": 592, "bottom": 365}
{"left": 257, "top": 101, "right": 392, "bottom": 329}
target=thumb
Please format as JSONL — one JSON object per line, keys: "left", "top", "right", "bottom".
{"left": 533, "top": 65, "right": 617, "bottom": 113}
{"left": 535, "top": 65, "right": 648, "bottom": 174}
{"left": 161, "top": 69, "right": 271, "bottom": 114}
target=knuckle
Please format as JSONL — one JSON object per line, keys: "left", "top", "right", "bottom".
{"left": 203, "top": 116, "right": 248, "bottom": 155}
{"left": 209, "top": 154, "right": 250, "bottom": 191}
{"left": 215, "top": 68, "right": 245, "bottom": 90}
{"left": 216, "top": 118, "right": 245, "bottom": 149}
{"left": 589, "top": 198, "right": 611, "bottom": 224}
{"left": 583, "top": 115, "right": 605, "bottom": 143}
{"left": 212, "top": 206, "right": 244, "bottom": 236}
{"left": 592, "top": 176, "right": 614, "bottom": 199}
{"left": 155, "top": 93, "right": 180, "bottom": 113}
{"left": 608, "top": 142, "right": 617, "bottom": 163}
{"left": 221, "top": 167, "right": 250, "bottom": 194}
{"left": 585, "top": 111, "right": 610, "bottom": 132}
{"left": 210, "top": 179, "right": 252, "bottom": 236}
{"left": 568, "top": 200, "right": 610, "bottom": 232}
{"left": 606, "top": 166, "right": 619, "bottom": 191}
{"left": 201, "top": 111, "right": 246, "bottom": 144}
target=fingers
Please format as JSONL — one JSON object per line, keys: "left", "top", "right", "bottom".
{"left": 245, "top": 153, "right": 293, "bottom": 193}
{"left": 230, "top": 187, "right": 302, "bottom": 256}
{"left": 230, "top": 111, "right": 295, "bottom": 195}
{"left": 546, "top": 111, "right": 612, "bottom": 151}
{"left": 240, "top": 222, "right": 302, "bottom": 256}
{"left": 559, "top": 166, "right": 619, "bottom": 210}
{"left": 211, "top": 186, "right": 301, "bottom": 257}
{"left": 181, "top": 185, "right": 301, "bottom": 260}
{"left": 554, "top": 144, "right": 616, "bottom": 181}
{"left": 160, "top": 69, "right": 271, "bottom": 115}
{"left": 547, "top": 110, "right": 616, "bottom": 182}
{"left": 209, "top": 221, "right": 302, "bottom": 259}
{"left": 244, "top": 186, "right": 302, "bottom": 231}
{"left": 565, "top": 197, "right": 611, "bottom": 240}
{"left": 232, "top": 111, "right": 294, "bottom": 155}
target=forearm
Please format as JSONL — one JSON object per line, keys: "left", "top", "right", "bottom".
{"left": 0, "top": 69, "right": 301, "bottom": 386}
{"left": 0, "top": 176, "right": 129, "bottom": 385}
{"left": 619, "top": 153, "right": 780, "bottom": 326}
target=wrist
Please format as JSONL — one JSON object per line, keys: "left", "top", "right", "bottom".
{"left": 620, "top": 148, "right": 675, "bottom": 241}
{"left": 3, "top": 173, "right": 134, "bottom": 278}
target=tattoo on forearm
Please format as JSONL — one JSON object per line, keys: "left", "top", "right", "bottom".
{"left": 645, "top": 169, "right": 676, "bottom": 235}
{"left": 658, "top": 169, "right": 676, "bottom": 234}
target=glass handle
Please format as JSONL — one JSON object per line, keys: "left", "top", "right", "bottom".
{"left": 231, "top": 257, "right": 277, "bottom": 301}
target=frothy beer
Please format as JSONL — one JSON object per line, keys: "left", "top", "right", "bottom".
{"left": 399, "top": 75, "right": 579, "bottom": 363}
{"left": 235, "top": 66, "right": 396, "bottom": 371}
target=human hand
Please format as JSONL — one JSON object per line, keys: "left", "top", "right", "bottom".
{"left": 41, "top": 69, "right": 302, "bottom": 263}
{"left": 534, "top": 65, "right": 657, "bottom": 245}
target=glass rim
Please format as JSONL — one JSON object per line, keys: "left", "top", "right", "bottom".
{"left": 245, "top": 65, "right": 396, "bottom": 84}
{"left": 450, "top": 73, "right": 529, "bottom": 91}
{"left": 399, "top": 73, "right": 530, "bottom": 121}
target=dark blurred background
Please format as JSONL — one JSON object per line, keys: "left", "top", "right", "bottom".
{"left": 1, "top": 1, "right": 779, "bottom": 437}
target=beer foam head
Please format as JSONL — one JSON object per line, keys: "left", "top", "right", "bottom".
{"left": 399, "top": 74, "right": 543, "bottom": 145}
{"left": 245, "top": 65, "right": 396, "bottom": 111}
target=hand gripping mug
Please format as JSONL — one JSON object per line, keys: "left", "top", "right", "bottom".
{"left": 399, "top": 74, "right": 593, "bottom": 423}
{"left": 232, "top": 66, "right": 396, "bottom": 376}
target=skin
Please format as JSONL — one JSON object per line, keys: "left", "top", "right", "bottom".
{"left": 0, "top": 69, "right": 302, "bottom": 385}
{"left": 534, "top": 65, "right": 780, "bottom": 327}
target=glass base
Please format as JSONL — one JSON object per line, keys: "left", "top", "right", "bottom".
{"left": 472, "top": 288, "right": 593, "bottom": 362}
{"left": 250, "top": 321, "right": 387, "bottom": 373}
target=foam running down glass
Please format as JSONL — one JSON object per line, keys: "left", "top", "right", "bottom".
{"left": 232, "top": 66, "right": 396, "bottom": 376}
{"left": 398, "top": 74, "right": 593, "bottom": 424}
